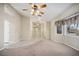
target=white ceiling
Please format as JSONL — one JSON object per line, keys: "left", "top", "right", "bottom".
{"left": 10, "top": 3, "right": 73, "bottom": 21}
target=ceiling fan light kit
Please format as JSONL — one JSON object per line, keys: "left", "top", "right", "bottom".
{"left": 30, "top": 3, "right": 47, "bottom": 16}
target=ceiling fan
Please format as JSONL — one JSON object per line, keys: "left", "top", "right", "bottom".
{"left": 22, "top": 3, "right": 47, "bottom": 16}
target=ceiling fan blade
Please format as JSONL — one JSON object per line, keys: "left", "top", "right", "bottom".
{"left": 29, "top": 3, "right": 32, "bottom": 5}
{"left": 22, "top": 9, "right": 28, "bottom": 11}
{"left": 40, "top": 4, "right": 47, "bottom": 8}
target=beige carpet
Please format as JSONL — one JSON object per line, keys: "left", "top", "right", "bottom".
{"left": 0, "top": 40, "right": 79, "bottom": 56}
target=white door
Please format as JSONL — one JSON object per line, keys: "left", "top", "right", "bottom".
{"left": 4, "top": 20, "right": 10, "bottom": 43}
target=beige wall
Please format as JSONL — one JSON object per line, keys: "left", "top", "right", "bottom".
{"left": 4, "top": 4, "right": 22, "bottom": 44}
{"left": 21, "top": 16, "right": 31, "bottom": 41}
{"left": 51, "top": 4, "right": 79, "bottom": 50}
{"left": 0, "top": 4, "right": 4, "bottom": 49}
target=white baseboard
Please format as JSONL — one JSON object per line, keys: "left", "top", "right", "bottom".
{"left": 64, "top": 43, "right": 79, "bottom": 51}
{"left": 4, "top": 40, "right": 20, "bottom": 45}
{"left": 4, "top": 41, "right": 20, "bottom": 48}
{"left": 0, "top": 48, "right": 5, "bottom": 51}
{"left": 52, "top": 40, "right": 79, "bottom": 51}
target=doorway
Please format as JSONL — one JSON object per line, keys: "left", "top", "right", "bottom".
{"left": 4, "top": 20, "right": 10, "bottom": 43}
{"left": 32, "top": 22, "right": 43, "bottom": 39}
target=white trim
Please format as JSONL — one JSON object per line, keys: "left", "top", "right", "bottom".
{"left": 55, "top": 40, "right": 79, "bottom": 51}
{"left": 4, "top": 40, "right": 20, "bottom": 48}
{"left": 0, "top": 48, "right": 5, "bottom": 51}
{"left": 63, "top": 43, "right": 79, "bottom": 51}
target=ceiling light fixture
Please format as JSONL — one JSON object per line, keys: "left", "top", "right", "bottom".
{"left": 30, "top": 3, "right": 47, "bottom": 16}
